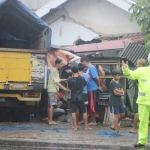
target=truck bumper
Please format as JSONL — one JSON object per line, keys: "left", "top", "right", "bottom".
{"left": 0, "top": 93, "right": 41, "bottom": 101}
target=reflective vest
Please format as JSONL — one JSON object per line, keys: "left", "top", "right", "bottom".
{"left": 122, "top": 66, "right": 150, "bottom": 106}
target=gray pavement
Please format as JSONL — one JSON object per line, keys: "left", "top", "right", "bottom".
{"left": 0, "top": 119, "right": 149, "bottom": 150}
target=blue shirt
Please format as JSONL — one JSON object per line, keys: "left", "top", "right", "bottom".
{"left": 82, "top": 72, "right": 89, "bottom": 94}
{"left": 47, "top": 69, "right": 50, "bottom": 80}
{"left": 47, "top": 69, "right": 50, "bottom": 88}
{"left": 86, "top": 65, "right": 99, "bottom": 91}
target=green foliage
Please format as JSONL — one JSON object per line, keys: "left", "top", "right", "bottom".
{"left": 129, "top": 0, "right": 150, "bottom": 52}
{"left": 145, "top": 34, "right": 150, "bottom": 52}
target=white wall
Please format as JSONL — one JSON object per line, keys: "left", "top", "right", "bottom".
{"left": 107, "top": 0, "right": 131, "bottom": 12}
{"left": 50, "top": 18, "right": 99, "bottom": 46}
{"left": 64, "top": 0, "right": 141, "bottom": 35}
{"left": 20, "top": 0, "right": 50, "bottom": 10}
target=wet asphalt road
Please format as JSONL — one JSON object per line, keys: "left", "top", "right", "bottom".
{"left": 0, "top": 118, "right": 149, "bottom": 150}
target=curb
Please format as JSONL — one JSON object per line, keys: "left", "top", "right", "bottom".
{"left": 0, "top": 140, "right": 149, "bottom": 150}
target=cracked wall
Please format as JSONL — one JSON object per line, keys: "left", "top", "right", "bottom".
{"left": 42, "top": 0, "right": 141, "bottom": 45}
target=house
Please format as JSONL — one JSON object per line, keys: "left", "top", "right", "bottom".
{"left": 35, "top": 0, "right": 141, "bottom": 46}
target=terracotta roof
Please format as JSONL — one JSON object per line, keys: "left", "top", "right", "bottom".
{"left": 122, "top": 33, "right": 146, "bottom": 43}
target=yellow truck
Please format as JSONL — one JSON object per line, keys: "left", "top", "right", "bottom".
{"left": 0, "top": 0, "right": 51, "bottom": 121}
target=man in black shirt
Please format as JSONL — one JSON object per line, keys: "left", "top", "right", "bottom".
{"left": 108, "top": 69, "right": 125, "bottom": 136}
{"left": 68, "top": 66, "right": 91, "bottom": 131}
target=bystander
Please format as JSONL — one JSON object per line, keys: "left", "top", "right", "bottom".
{"left": 47, "top": 58, "right": 70, "bottom": 125}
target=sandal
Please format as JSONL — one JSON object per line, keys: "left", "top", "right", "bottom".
{"left": 88, "top": 122, "right": 97, "bottom": 126}
{"left": 110, "top": 127, "right": 115, "bottom": 131}
{"left": 79, "top": 120, "right": 84, "bottom": 124}
{"left": 48, "top": 121, "right": 58, "bottom": 125}
{"left": 114, "top": 132, "right": 122, "bottom": 136}
{"left": 129, "top": 130, "right": 137, "bottom": 134}
{"left": 134, "top": 143, "right": 145, "bottom": 148}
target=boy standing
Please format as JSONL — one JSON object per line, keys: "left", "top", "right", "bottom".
{"left": 108, "top": 69, "right": 125, "bottom": 135}
{"left": 78, "top": 63, "right": 89, "bottom": 123}
{"left": 68, "top": 66, "right": 91, "bottom": 131}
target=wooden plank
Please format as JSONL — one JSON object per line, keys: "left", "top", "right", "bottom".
{"left": 103, "top": 108, "right": 107, "bottom": 125}
{"left": 0, "top": 48, "right": 47, "bottom": 54}
{"left": 103, "top": 107, "right": 114, "bottom": 125}
{"left": 0, "top": 40, "right": 26, "bottom": 49}
{"left": 31, "top": 54, "right": 46, "bottom": 83}
{"left": 31, "top": 36, "right": 43, "bottom": 50}
{"left": 30, "top": 28, "right": 49, "bottom": 50}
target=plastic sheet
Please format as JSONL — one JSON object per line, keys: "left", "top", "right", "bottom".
{"left": 0, "top": 126, "right": 68, "bottom": 133}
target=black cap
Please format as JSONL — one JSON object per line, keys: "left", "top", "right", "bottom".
{"left": 112, "top": 69, "right": 121, "bottom": 76}
{"left": 65, "top": 65, "right": 71, "bottom": 70}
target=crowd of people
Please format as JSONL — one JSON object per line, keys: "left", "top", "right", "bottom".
{"left": 39, "top": 54, "right": 150, "bottom": 148}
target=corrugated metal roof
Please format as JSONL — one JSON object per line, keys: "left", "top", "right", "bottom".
{"left": 118, "top": 42, "right": 148, "bottom": 89}
{"left": 65, "top": 39, "right": 129, "bottom": 53}
{"left": 76, "top": 49, "right": 121, "bottom": 58}
{"left": 74, "top": 43, "right": 148, "bottom": 64}
{"left": 118, "top": 42, "right": 148, "bottom": 65}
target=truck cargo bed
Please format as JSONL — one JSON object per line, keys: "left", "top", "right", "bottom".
{"left": 0, "top": 51, "right": 46, "bottom": 90}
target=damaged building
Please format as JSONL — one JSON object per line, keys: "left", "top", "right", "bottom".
{"left": 35, "top": 0, "right": 141, "bottom": 46}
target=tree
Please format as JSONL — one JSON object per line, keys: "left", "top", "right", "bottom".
{"left": 129, "top": 0, "right": 150, "bottom": 52}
